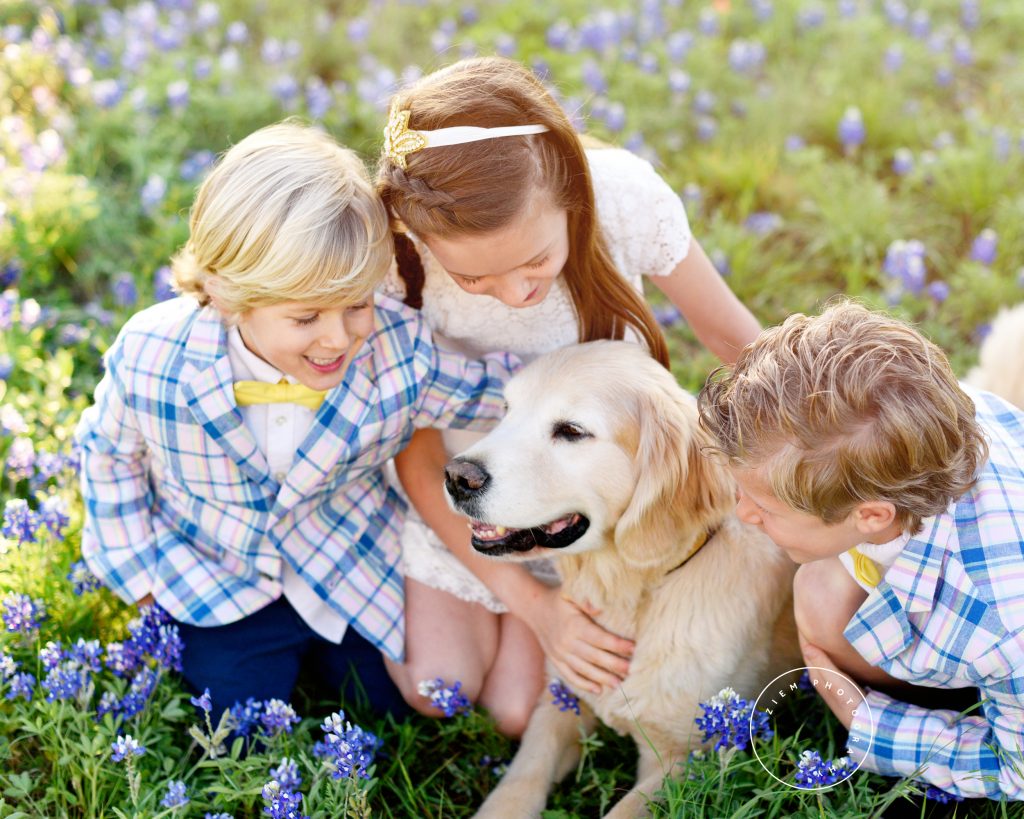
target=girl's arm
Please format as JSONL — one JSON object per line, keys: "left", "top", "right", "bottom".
{"left": 650, "top": 237, "right": 760, "bottom": 365}
{"left": 395, "top": 427, "right": 634, "bottom": 694}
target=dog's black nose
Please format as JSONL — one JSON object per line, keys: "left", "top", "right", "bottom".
{"left": 444, "top": 458, "right": 490, "bottom": 503}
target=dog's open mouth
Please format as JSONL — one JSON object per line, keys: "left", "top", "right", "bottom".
{"left": 469, "top": 512, "right": 590, "bottom": 556}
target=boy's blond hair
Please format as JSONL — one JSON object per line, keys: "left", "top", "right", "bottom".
{"left": 698, "top": 300, "right": 988, "bottom": 533}
{"left": 171, "top": 121, "right": 392, "bottom": 318}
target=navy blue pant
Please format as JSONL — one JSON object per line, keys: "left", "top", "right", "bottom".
{"left": 176, "top": 596, "right": 407, "bottom": 721}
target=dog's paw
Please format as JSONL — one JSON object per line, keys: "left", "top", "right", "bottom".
{"left": 472, "top": 782, "right": 547, "bottom": 819}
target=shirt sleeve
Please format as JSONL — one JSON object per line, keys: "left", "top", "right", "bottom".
{"left": 850, "top": 666, "right": 1024, "bottom": 800}
{"left": 74, "top": 333, "right": 157, "bottom": 605}
{"left": 590, "top": 148, "right": 692, "bottom": 280}
{"left": 407, "top": 313, "right": 518, "bottom": 432}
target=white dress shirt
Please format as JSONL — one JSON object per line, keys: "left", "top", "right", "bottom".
{"left": 226, "top": 327, "right": 348, "bottom": 643}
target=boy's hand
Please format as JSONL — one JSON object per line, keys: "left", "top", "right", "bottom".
{"left": 136, "top": 593, "right": 155, "bottom": 609}
{"left": 801, "top": 643, "right": 856, "bottom": 730}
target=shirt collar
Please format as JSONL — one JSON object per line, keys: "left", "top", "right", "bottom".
{"left": 226, "top": 326, "right": 296, "bottom": 384}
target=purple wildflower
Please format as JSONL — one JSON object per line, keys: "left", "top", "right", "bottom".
{"left": 140, "top": 174, "right": 167, "bottom": 215}
{"left": 892, "top": 148, "right": 914, "bottom": 175}
{"left": 42, "top": 661, "right": 90, "bottom": 702}
{"left": 111, "top": 737, "right": 146, "bottom": 761}
{"left": 0, "top": 652, "right": 15, "bottom": 679}
{"left": 549, "top": 679, "right": 581, "bottom": 715}
{"left": 261, "top": 781, "right": 308, "bottom": 819}
{"left": 191, "top": 687, "right": 213, "bottom": 714}
{"left": 269, "top": 757, "right": 302, "bottom": 791}
{"left": 111, "top": 273, "right": 138, "bottom": 308}
{"left": 39, "top": 641, "right": 65, "bottom": 670}
{"left": 695, "top": 687, "right": 773, "bottom": 751}
{"left": 160, "top": 780, "right": 189, "bottom": 809}
{"left": 6, "top": 437, "right": 35, "bottom": 479}
{"left": 6, "top": 672, "right": 35, "bottom": 701}
{"left": 744, "top": 212, "right": 783, "bottom": 235}
{"left": 838, "top": 107, "right": 865, "bottom": 150}
{"left": 0, "top": 260, "right": 20, "bottom": 289}
{"left": 926, "top": 281, "right": 950, "bottom": 303}
{"left": 260, "top": 699, "right": 300, "bottom": 736}
{"left": 924, "top": 785, "right": 964, "bottom": 803}
{"left": 970, "top": 229, "right": 997, "bottom": 265}
{"left": 794, "top": 750, "right": 854, "bottom": 788}
{"left": 38, "top": 494, "right": 69, "bottom": 539}
{"left": 0, "top": 354, "right": 12, "bottom": 381}
{"left": 418, "top": 677, "right": 472, "bottom": 717}
{"left": 68, "top": 560, "right": 101, "bottom": 595}
{"left": 2, "top": 499, "right": 38, "bottom": 545}
{"left": 320, "top": 711, "right": 381, "bottom": 780}
{"left": 230, "top": 697, "right": 263, "bottom": 737}
{"left": 2, "top": 592, "right": 46, "bottom": 635}
{"left": 154, "top": 265, "right": 176, "bottom": 301}
{"left": 166, "top": 80, "right": 190, "bottom": 112}
{"left": 883, "top": 240, "right": 927, "bottom": 294}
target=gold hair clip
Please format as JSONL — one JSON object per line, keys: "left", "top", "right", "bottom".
{"left": 383, "top": 107, "right": 427, "bottom": 170}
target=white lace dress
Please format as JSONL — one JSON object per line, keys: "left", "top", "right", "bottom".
{"left": 380, "top": 148, "right": 692, "bottom": 611}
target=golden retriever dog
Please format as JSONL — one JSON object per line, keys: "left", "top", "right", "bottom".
{"left": 443, "top": 341, "right": 802, "bottom": 819}
{"left": 967, "top": 302, "right": 1024, "bottom": 410}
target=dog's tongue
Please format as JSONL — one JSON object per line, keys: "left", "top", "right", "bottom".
{"left": 541, "top": 513, "right": 579, "bottom": 535}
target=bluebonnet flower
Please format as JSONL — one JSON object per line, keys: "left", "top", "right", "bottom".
{"left": 933, "top": 131, "right": 955, "bottom": 151}
{"left": 103, "top": 642, "right": 137, "bottom": 678}
{"left": 191, "top": 687, "right": 212, "bottom": 714}
{"left": 695, "top": 687, "right": 773, "bottom": 751}
{"left": 581, "top": 60, "right": 607, "bottom": 94}
{"left": 205, "top": 814, "right": 234, "bottom": 819}
{"left": 654, "top": 304, "right": 684, "bottom": 329}
{"left": 892, "top": 148, "right": 914, "bottom": 176}
{"left": 882, "top": 43, "right": 904, "bottom": 73}
{"left": 692, "top": 89, "right": 716, "bottom": 116}
{"left": 92, "top": 78, "right": 123, "bottom": 108}
{"left": 154, "top": 265, "right": 176, "bottom": 301}
{"left": 161, "top": 780, "right": 189, "bottom": 808}
{"left": 230, "top": 697, "right": 264, "bottom": 737}
{"left": 320, "top": 711, "right": 381, "bottom": 780}
{"left": 744, "top": 212, "right": 782, "bottom": 235}
{"left": 785, "top": 134, "right": 806, "bottom": 152}
{"left": 0, "top": 260, "right": 20, "bottom": 289}
{"left": 927, "top": 281, "right": 950, "bottom": 303}
{"left": 603, "top": 102, "right": 626, "bottom": 133}
{"left": 2, "top": 499, "right": 39, "bottom": 545}
{"left": 495, "top": 33, "right": 516, "bottom": 58}
{"left": 728, "top": 40, "right": 765, "bottom": 74}
{"left": 96, "top": 690, "right": 120, "bottom": 718}
{"left": 194, "top": 2, "right": 220, "bottom": 31}
{"left": 961, "top": 0, "right": 979, "bottom": 30}
{"left": 883, "top": 239, "right": 927, "bottom": 294}
{"left": 924, "top": 785, "right": 964, "bottom": 803}
{"left": 225, "top": 20, "right": 248, "bottom": 44}
{"left": 111, "top": 734, "right": 146, "bottom": 761}
{"left": 6, "top": 672, "right": 35, "bottom": 701}
{"left": 710, "top": 249, "right": 731, "bottom": 277}
{"left": 271, "top": 75, "right": 299, "bottom": 107}
{"left": 118, "top": 667, "right": 160, "bottom": 718}
{"left": 953, "top": 37, "right": 973, "bottom": 67}
{"left": 261, "top": 781, "right": 308, "bottom": 819}
{"left": 668, "top": 69, "right": 691, "bottom": 94}
{"left": 68, "top": 560, "right": 101, "bottom": 595}
{"left": 794, "top": 750, "right": 853, "bottom": 787}
{"left": 111, "top": 272, "right": 138, "bottom": 308}
{"left": 0, "top": 652, "right": 15, "bottom": 679}
{"left": 2, "top": 592, "right": 46, "bottom": 635}
{"left": 38, "top": 494, "right": 69, "bottom": 539}
{"left": 0, "top": 406, "right": 26, "bottom": 436}
{"left": 549, "top": 679, "right": 581, "bottom": 715}
{"left": 696, "top": 117, "right": 718, "bottom": 143}
{"left": 935, "top": 66, "right": 953, "bottom": 88}
{"left": 149, "top": 624, "right": 184, "bottom": 672}
{"left": 260, "top": 699, "right": 300, "bottom": 735}
{"left": 838, "top": 107, "right": 865, "bottom": 151}
{"left": 797, "top": 5, "right": 826, "bottom": 29}
{"left": 970, "top": 229, "right": 998, "bottom": 265}
{"left": 418, "top": 677, "right": 472, "bottom": 717}
{"left": 666, "top": 30, "right": 694, "bottom": 61}
{"left": 269, "top": 757, "right": 302, "bottom": 791}
{"left": 1017, "top": 267, "right": 1024, "bottom": 289}
{"left": 6, "top": 438, "right": 36, "bottom": 480}
{"left": 697, "top": 9, "right": 719, "bottom": 36}
{"left": 43, "top": 661, "right": 90, "bottom": 702}
{"left": 304, "top": 78, "right": 332, "bottom": 121}
{"left": 70, "top": 639, "right": 103, "bottom": 671}
{"left": 39, "top": 641, "right": 65, "bottom": 670}
{"left": 907, "top": 8, "right": 930, "bottom": 38}
{"left": 18, "top": 298, "right": 41, "bottom": 330}
{"left": 140, "top": 174, "right": 168, "bottom": 215}
{"left": 0, "top": 354, "right": 12, "bottom": 381}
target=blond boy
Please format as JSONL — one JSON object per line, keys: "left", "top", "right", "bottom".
{"left": 698, "top": 300, "right": 1024, "bottom": 800}
{"left": 76, "top": 123, "right": 515, "bottom": 718}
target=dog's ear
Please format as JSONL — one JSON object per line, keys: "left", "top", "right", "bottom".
{"left": 613, "top": 382, "right": 735, "bottom": 570}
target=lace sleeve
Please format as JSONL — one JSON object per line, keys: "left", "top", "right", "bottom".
{"left": 590, "top": 149, "right": 692, "bottom": 279}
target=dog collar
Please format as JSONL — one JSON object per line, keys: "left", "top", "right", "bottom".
{"left": 665, "top": 528, "right": 717, "bottom": 576}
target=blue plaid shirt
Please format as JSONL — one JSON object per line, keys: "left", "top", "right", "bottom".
{"left": 76, "top": 295, "right": 514, "bottom": 661}
{"left": 845, "top": 387, "right": 1024, "bottom": 800}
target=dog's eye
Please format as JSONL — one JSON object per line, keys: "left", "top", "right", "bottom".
{"left": 552, "top": 421, "right": 591, "bottom": 442}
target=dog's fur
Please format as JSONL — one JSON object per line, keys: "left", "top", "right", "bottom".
{"left": 967, "top": 302, "right": 1024, "bottom": 411}
{"left": 444, "top": 341, "right": 802, "bottom": 819}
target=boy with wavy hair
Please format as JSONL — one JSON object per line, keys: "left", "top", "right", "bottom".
{"left": 698, "top": 300, "right": 1024, "bottom": 800}
{"left": 76, "top": 122, "right": 515, "bottom": 719}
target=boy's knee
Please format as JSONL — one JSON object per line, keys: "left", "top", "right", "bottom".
{"left": 793, "top": 560, "right": 864, "bottom": 645}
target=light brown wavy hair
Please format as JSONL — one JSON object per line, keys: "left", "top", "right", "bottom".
{"left": 171, "top": 121, "right": 392, "bottom": 320}
{"left": 376, "top": 56, "right": 670, "bottom": 368}
{"left": 697, "top": 300, "right": 988, "bottom": 533}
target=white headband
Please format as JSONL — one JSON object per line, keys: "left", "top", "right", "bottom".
{"left": 383, "top": 106, "right": 549, "bottom": 170}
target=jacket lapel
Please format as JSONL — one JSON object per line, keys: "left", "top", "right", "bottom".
{"left": 272, "top": 341, "right": 377, "bottom": 518}
{"left": 180, "top": 307, "right": 273, "bottom": 488}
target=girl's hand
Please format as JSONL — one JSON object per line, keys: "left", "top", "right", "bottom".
{"left": 526, "top": 586, "right": 635, "bottom": 695}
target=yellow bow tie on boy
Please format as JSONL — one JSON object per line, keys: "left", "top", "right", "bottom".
{"left": 233, "top": 380, "right": 328, "bottom": 412}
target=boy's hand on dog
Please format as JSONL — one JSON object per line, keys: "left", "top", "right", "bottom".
{"left": 528, "top": 587, "right": 634, "bottom": 695}
{"left": 136, "top": 593, "right": 156, "bottom": 609}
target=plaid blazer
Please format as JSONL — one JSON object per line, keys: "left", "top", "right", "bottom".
{"left": 76, "top": 296, "right": 514, "bottom": 661}
{"left": 845, "top": 387, "right": 1024, "bottom": 800}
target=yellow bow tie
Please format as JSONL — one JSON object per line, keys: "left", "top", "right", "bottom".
{"left": 233, "top": 380, "right": 328, "bottom": 412}
{"left": 848, "top": 547, "right": 882, "bottom": 588}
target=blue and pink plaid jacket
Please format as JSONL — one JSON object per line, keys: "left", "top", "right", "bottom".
{"left": 76, "top": 295, "right": 514, "bottom": 661}
{"left": 845, "top": 387, "right": 1024, "bottom": 800}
